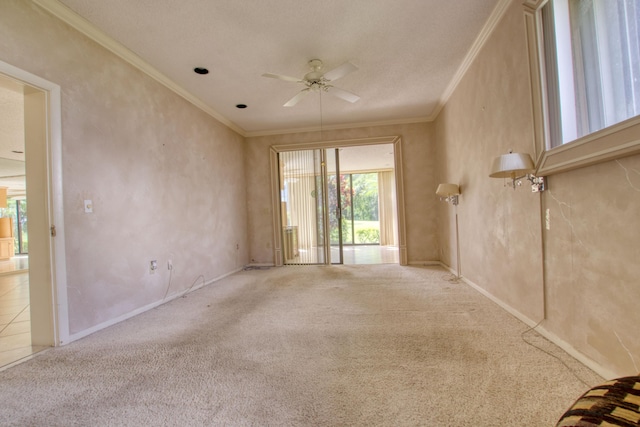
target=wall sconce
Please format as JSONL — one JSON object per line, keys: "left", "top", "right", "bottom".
{"left": 436, "top": 183, "right": 460, "bottom": 205}
{"left": 436, "top": 183, "right": 461, "bottom": 280}
{"left": 489, "top": 152, "right": 545, "bottom": 192}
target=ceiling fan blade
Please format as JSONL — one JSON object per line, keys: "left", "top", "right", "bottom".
{"left": 284, "top": 89, "right": 311, "bottom": 107}
{"left": 262, "top": 73, "right": 302, "bottom": 83}
{"left": 326, "top": 86, "right": 360, "bottom": 103}
{"left": 322, "top": 62, "right": 358, "bottom": 82}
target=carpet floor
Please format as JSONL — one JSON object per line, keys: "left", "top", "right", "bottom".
{"left": 0, "top": 265, "right": 602, "bottom": 426}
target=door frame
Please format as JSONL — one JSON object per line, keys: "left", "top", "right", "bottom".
{"left": 269, "top": 136, "right": 407, "bottom": 266}
{"left": 0, "top": 59, "right": 69, "bottom": 346}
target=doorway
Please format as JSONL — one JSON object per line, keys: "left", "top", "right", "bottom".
{"left": 0, "top": 63, "right": 68, "bottom": 368}
{"left": 326, "top": 145, "right": 399, "bottom": 265}
{"left": 0, "top": 75, "right": 37, "bottom": 367}
{"left": 272, "top": 136, "right": 407, "bottom": 266}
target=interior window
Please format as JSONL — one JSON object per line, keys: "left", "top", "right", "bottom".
{"left": 542, "top": 0, "right": 640, "bottom": 148}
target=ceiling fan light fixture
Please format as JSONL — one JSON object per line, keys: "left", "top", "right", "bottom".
{"left": 262, "top": 59, "right": 360, "bottom": 107}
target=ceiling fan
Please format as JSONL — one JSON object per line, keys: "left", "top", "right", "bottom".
{"left": 262, "top": 59, "right": 360, "bottom": 107}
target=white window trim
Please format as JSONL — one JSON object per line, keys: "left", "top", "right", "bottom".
{"left": 524, "top": 0, "right": 640, "bottom": 175}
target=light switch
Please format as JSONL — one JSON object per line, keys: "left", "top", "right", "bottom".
{"left": 84, "top": 199, "right": 93, "bottom": 213}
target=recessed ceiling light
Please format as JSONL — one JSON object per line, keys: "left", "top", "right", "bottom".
{"left": 236, "top": 104, "right": 247, "bottom": 109}
{"left": 193, "top": 67, "right": 209, "bottom": 75}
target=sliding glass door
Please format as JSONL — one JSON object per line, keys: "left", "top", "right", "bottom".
{"left": 278, "top": 143, "right": 399, "bottom": 265}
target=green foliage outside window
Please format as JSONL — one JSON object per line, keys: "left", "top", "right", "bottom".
{"left": 328, "top": 173, "right": 380, "bottom": 245}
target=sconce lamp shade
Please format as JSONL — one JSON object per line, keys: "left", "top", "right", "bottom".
{"left": 489, "top": 153, "right": 535, "bottom": 178}
{"left": 436, "top": 183, "right": 460, "bottom": 197}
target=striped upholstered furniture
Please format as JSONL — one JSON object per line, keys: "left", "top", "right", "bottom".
{"left": 556, "top": 376, "right": 640, "bottom": 426}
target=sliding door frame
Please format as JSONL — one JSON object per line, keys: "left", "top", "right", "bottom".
{"left": 269, "top": 136, "right": 407, "bottom": 266}
{"left": 325, "top": 148, "right": 344, "bottom": 264}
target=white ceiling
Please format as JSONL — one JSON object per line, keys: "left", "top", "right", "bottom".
{"left": 50, "top": 0, "right": 503, "bottom": 136}
{"left": 1, "top": 0, "right": 505, "bottom": 196}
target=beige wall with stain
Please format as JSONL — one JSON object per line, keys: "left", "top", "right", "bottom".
{"left": 435, "top": 0, "right": 640, "bottom": 377}
{"left": 0, "top": 1, "right": 248, "bottom": 336}
{"left": 246, "top": 123, "right": 437, "bottom": 265}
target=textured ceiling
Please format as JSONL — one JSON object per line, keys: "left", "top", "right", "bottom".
{"left": 51, "top": 0, "right": 503, "bottom": 136}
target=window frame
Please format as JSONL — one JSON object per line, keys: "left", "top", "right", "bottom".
{"left": 524, "top": 0, "right": 640, "bottom": 176}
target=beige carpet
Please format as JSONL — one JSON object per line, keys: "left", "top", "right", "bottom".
{"left": 0, "top": 265, "right": 602, "bottom": 426}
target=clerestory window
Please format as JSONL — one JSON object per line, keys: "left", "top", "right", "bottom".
{"left": 525, "top": 0, "right": 640, "bottom": 174}
{"left": 543, "top": 0, "right": 640, "bottom": 147}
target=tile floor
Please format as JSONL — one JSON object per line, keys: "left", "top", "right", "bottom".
{"left": 0, "top": 256, "right": 46, "bottom": 369}
{"left": 292, "top": 245, "right": 400, "bottom": 265}
{"left": 340, "top": 245, "right": 399, "bottom": 264}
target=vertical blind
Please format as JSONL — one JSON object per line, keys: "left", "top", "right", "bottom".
{"left": 279, "top": 150, "right": 325, "bottom": 264}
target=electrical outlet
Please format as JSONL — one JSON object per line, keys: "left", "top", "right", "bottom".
{"left": 167, "top": 260, "right": 173, "bottom": 270}
{"left": 150, "top": 260, "right": 158, "bottom": 274}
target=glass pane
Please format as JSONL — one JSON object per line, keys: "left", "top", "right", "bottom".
{"left": 325, "top": 150, "right": 342, "bottom": 264}
{"left": 570, "top": 0, "right": 605, "bottom": 134}
{"left": 352, "top": 173, "right": 380, "bottom": 244}
{"left": 19, "top": 200, "right": 27, "bottom": 254}
{"left": 279, "top": 150, "right": 325, "bottom": 264}
{"left": 313, "top": 173, "right": 325, "bottom": 261}
{"left": 0, "top": 201, "right": 18, "bottom": 255}
{"left": 567, "top": 0, "right": 640, "bottom": 139}
{"left": 543, "top": 0, "right": 640, "bottom": 146}
{"left": 542, "top": 1, "right": 564, "bottom": 148}
{"left": 313, "top": 150, "right": 326, "bottom": 264}
{"left": 340, "top": 174, "right": 353, "bottom": 245}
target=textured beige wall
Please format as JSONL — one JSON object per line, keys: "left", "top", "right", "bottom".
{"left": 246, "top": 123, "right": 437, "bottom": 265}
{"left": 435, "top": 0, "right": 544, "bottom": 323}
{"left": 435, "top": 0, "right": 640, "bottom": 377}
{"left": 543, "top": 157, "right": 640, "bottom": 376}
{"left": 0, "top": 1, "right": 248, "bottom": 335}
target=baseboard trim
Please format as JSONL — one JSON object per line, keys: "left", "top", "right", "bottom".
{"left": 66, "top": 267, "right": 243, "bottom": 344}
{"left": 533, "top": 325, "right": 618, "bottom": 380}
{"left": 407, "top": 261, "right": 442, "bottom": 266}
{"left": 64, "top": 262, "right": 619, "bottom": 379}
{"left": 458, "top": 272, "right": 617, "bottom": 380}
{"left": 244, "top": 263, "right": 276, "bottom": 268}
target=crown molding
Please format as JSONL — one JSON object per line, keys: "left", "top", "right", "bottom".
{"left": 32, "top": 0, "right": 246, "bottom": 137}
{"left": 32, "top": 0, "right": 511, "bottom": 140}
{"left": 245, "top": 116, "right": 431, "bottom": 138}
{"left": 428, "top": 0, "right": 512, "bottom": 121}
